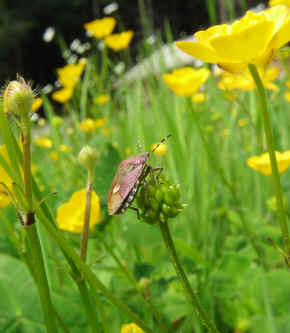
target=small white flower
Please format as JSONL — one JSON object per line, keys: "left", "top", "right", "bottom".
{"left": 42, "top": 84, "right": 53, "bottom": 94}
{"left": 43, "top": 27, "right": 55, "bottom": 42}
{"left": 83, "top": 42, "right": 91, "bottom": 51}
{"left": 114, "top": 62, "right": 125, "bottom": 75}
{"left": 31, "top": 113, "right": 39, "bottom": 122}
{"left": 103, "top": 2, "right": 119, "bottom": 15}
{"left": 76, "top": 45, "right": 86, "bottom": 54}
{"left": 55, "top": 81, "right": 62, "bottom": 88}
{"left": 98, "top": 40, "right": 105, "bottom": 51}
{"left": 70, "top": 39, "right": 81, "bottom": 51}
{"left": 68, "top": 54, "right": 78, "bottom": 64}
{"left": 86, "top": 30, "right": 93, "bottom": 37}
{"left": 146, "top": 34, "right": 156, "bottom": 45}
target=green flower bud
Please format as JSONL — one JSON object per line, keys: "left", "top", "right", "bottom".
{"left": 149, "top": 197, "right": 159, "bottom": 212}
{"left": 236, "top": 318, "right": 250, "bottom": 332}
{"left": 159, "top": 212, "right": 166, "bottom": 223}
{"left": 78, "top": 145, "right": 98, "bottom": 171}
{"left": 139, "top": 277, "right": 150, "bottom": 290}
{"left": 3, "top": 76, "right": 34, "bottom": 116}
{"left": 51, "top": 116, "right": 63, "bottom": 127}
{"left": 136, "top": 172, "right": 186, "bottom": 225}
{"left": 155, "top": 188, "right": 164, "bottom": 202}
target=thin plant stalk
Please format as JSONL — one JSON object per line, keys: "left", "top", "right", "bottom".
{"left": 97, "top": 233, "right": 170, "bottom": 333}
{"left": 78, "top": 280, "right": 100, "bottom": 333}
{"left": 36, "top": 209, "right": 155, "bottom": 333}
{"left": 22, "top": 113, "right": 58, "bottom": 333}
{"left": 249, "top": 64, "right": 290, "bottom": 264}
{"left": 158, "top": 220, "right": 220, "bottom": 333}
{"left": 80, "top": 168, "right": 94, "bottom": 262}
{"left": 79, "top": 167, "right": 102, "bottom": 333}
{"left": 188, "top": 100, "right": 266, "bottom": 268}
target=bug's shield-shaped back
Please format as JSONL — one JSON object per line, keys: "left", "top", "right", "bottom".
{"left": 108, "top": 152, "right": 149, "bottom": 215}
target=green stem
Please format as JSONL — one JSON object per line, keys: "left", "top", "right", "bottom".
{"left": 26, "top": 224, "right": 58, "bottom": 333}
{"left": 97, "top": 234, "right": 170, "bottom": 333}
{"left": 81, "top": 169, "right": 94, "bottom": 262}
{"left": 249, "top": 64, "right": 290, "bottom": 263}
{"left": 189, "top": 100, "right": 266, "bottom": 268}
{"left": 77, "top": 280, "right": 100, "bottom": 333}
{"left": 22, "top": 113, "right": 58, "bottom": 333}
{"left": 37, "top": 210, "right": 155, "bottom": 333}
{"left": 158, "top": 221, "right": 220, "bottom": 333}
{"left": 22, "top": 114, "right": 33, "bottom": 217}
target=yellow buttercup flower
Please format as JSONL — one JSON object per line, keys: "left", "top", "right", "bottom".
{"left": 104, "top": 30, "right": 134, "bottom": 51}
{"left": 35, "top": 137, "right": 53, "bottom": 148}
{"left": 60, "top": 144, "right": 69, "bottom": 152}
{"left": 102, "top": 128, "right": 111, "bottom": 136}
{"left": 93, "top": 95, "right": 109, "bottom": 105}
{"left": 52, "top": 87, "right": 74, "bottom": 103}
{"left": 151, "top": 142, "right": 167, "bottom": 156}
{"left": 79, "top": 118, "right": 96, "bottom": 133}
{"left": 285, "top": 91, "right": 290, "bottom": 102}
{"left": 84, "top": 17, "right": 116, "bottom": 39}
{"left": 121, "top": 323, "right": 145, "bottom": 333}
{"left": 49, "top": 151, "right": 59, "bottom": 161}
{"left": 163, "top": 67, "right": 210, "bottom": 96}
{"left": 125, "top": 147, "right": 131, "bottom": 156}
{"left": 0, "top": 145, "right": 12, "bottom": 208}
{"left": 192, "top": 92, "right": 207, "bottom": 103}
{"left": 238, "top": 118, "right": 249, "bottom": 127}
{"left": 32, "top": 97, "right": 43, "bottom": 112}
{"left": 269, "top": 0, "right": 290, "bottom": 7}
{"left": 286, "top": 79, "right": 290, "bottom": 89}
{"left": 176, "top": 5, "right": 290, "bottom": 73}
{"left": 95, "top": 118, "right": 106, "bottom": 128}
{"left": 57, "top": 63, "right": 86, "bottom": 88}
{"left": 57, "top": 189, "right": 102, "bottom": 233}
{"left": 218, "top": 67, "right": 279, "bottom": 91}
{"left": 247, "top": 150, "right": 290, "bottom": 175}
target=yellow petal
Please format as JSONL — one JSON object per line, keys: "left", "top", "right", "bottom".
{"left": 270, "top": 18, "right": 290, "bottom": 49}
{"left": 175, "top": 41, "right": 220, "bottom": 63}
{"left": 218, "top": 62, "right": 247, "bottom": 73}
{"left": 210, "top": 20, "right": 275, "bottom": 62}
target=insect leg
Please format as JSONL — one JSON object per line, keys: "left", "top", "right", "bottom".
{"left": 128, "top": 206, "right": 141, "bottom": 220}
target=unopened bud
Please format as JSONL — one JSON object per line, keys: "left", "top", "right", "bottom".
{"left": 139, "top": 277, "right": 150, "bottom": 290}
{"left": 3, "top": 76, "right": 34, "bottom": 116}
{"left": 51, "top": 116, "right": 63, "bottom": 127}
{"left": 78, "top": 145, "right": 98, "bottom": 171}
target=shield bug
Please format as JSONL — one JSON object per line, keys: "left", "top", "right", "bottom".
{"left": 107, "top": 135, "right": 171, "bottom": 216}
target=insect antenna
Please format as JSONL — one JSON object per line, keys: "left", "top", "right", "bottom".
{"left": 150, "top": 134, "right": 172, "bottom": 155}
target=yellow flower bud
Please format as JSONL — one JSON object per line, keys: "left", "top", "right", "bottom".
{"left": 3, "top": 76, "right": 34, "bottom": 116}
{"left": 78, "top": 145, "right": 98, "bottom": 171}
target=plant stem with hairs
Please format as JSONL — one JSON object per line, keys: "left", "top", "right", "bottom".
{"left": 81, "top": 168, "right": 94, "bottom": 262}
{"left": 22, "top": 112, "right": 58, "bottom": 333}
{"left": 249, "top": 64, "right": 290, "bottom": 265}
{"left": 158, "top": 220, "right": 220, "bottom": 333}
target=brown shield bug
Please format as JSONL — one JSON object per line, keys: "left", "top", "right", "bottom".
{"left": 107, "top": 135, "right": 171, "bottom": 216}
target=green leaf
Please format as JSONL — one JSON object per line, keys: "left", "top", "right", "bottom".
{"left": 0, "top": 255, "right": 88, "bottom": 332}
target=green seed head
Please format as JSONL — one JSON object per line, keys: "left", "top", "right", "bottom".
{"left": 136, "top": 174, "right": 186, "bottom": 225}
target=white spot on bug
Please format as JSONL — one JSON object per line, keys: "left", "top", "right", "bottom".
{"left": 113, "top": 184, "right": 120, "bottom": 194}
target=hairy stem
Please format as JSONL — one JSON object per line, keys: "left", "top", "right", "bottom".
{"left": 159, "top": 220, "right": 220, "bottom": 333}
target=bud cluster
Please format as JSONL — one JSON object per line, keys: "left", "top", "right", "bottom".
{"left": 136, "top": 174, "right": 186, "bottom": 225}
